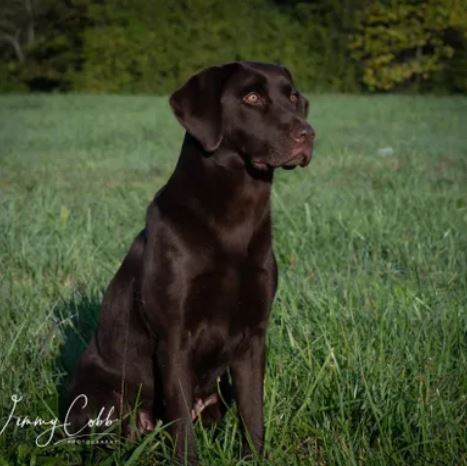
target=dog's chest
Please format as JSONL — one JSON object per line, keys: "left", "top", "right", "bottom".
{"left": 185, "top": 262, "right": 271, "bottom": 330}
{"left": 184, "top": 262, "right": 273, "bottom": 382}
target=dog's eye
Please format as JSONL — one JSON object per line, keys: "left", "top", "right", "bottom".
{"left": 290, "top": 93, "right": 298, "bottom": 104}
{"left": 243, "top": 92, "right": 263, "bottom": 106}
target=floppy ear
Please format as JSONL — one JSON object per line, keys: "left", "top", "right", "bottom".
{"left": 169, "top": 64, "right": 237, "bottom": 152}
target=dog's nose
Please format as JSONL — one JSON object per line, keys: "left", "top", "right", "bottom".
{"left": 291, "top": 124, "right": 315, "bottom": 143}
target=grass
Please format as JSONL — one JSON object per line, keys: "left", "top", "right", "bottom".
{"left": 0, "top": 94, "right": 466, "bottom": 465}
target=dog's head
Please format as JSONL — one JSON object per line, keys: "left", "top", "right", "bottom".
{"left": 170, "top": 62, "right": 314, "bottom": 170}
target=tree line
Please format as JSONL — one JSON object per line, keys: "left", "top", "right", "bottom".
{"left": 0, "top": 0, "right": 465, "bottom": 93}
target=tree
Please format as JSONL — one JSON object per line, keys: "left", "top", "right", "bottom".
{"left": 350, "top": 0, "right": 467, "bottom": 91}
{"left": 0, "top": 0, "right": 35, "bottom": 63}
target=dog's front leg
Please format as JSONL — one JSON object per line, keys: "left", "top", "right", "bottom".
{"left": 231, "top": 332, "right": 266, "bottom": 458}
{"left": 158, "top": 340, "right": 196, "bottom": 465}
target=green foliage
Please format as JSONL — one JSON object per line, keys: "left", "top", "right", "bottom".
{"left": 1, "top": 0, "right": 361, "bottom": 93}
{"left": 0, "top": 0, "right": 465, "bottom": 93}
{"left": 294, "top": 0, "right": 363, "bottom": 91}
{"left": 75, "top": 0, "right": 341, "bottom": 93}
{"left": 75, "top": 0, "right": 365, "bottom": 93}
{"left": 350, "top": 0, "right": 467, "bottom": 91}
{"left": 0, "top": 0, "right": 87, "bottom": 91}
{"left": 0, "top": 62, "right": 28, "bottom": 92}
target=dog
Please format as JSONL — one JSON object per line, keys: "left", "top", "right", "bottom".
{"left": 67, "top": 61, "right": 314, "bottom": 464}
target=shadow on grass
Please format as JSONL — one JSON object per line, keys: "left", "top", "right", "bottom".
{"left": 54, "top": 292, "right": 102, "bottom": 420}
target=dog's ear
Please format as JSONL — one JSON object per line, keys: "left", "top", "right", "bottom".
{"left": 169, "top": 64, "right": 237, "bottom": 152}
{"left": 282, "top": 65, "right": 309, "bottom": 118}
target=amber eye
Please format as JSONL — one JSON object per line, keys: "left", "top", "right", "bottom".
{"left": 243, "top": 92, "right": 262, "bottom": 105}
{"left": 290, "top": 93, "right": 298, "bottom": 104}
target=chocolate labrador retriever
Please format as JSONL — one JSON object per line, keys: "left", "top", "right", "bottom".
{"left": 67, "top": 61, "right": 314, "bottom": 464}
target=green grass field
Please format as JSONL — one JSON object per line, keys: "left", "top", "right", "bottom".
{"left": 0, "top": 94, "right": 466, "bottom": 465}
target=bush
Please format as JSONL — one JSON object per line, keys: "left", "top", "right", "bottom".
{"left": 0, "top": 0, "right": 464, "bottom": 93}
{"left": 75, "top": 0, "right": 352, "bottom": 93}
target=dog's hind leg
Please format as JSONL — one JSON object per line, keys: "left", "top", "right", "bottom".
{"left": 67, "top": 230, "right": 155, "bottom": 436}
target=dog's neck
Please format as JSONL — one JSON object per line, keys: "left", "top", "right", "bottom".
{"left": 182, "top": 133, "right": 272, "bottom": 178}
{"left": 162, "top": 133, "right": 273, "bottom": 226}
{"left": 170, "top": 133, "right": 273, "bottom": 191}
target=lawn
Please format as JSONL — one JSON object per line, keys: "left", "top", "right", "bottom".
{"left": 0, "top": 94, "right": 466, "bottom": 465}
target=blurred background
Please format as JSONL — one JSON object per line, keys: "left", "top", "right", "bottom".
{"left": 1, "top": 0, "right": 466, "bottom": 94}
